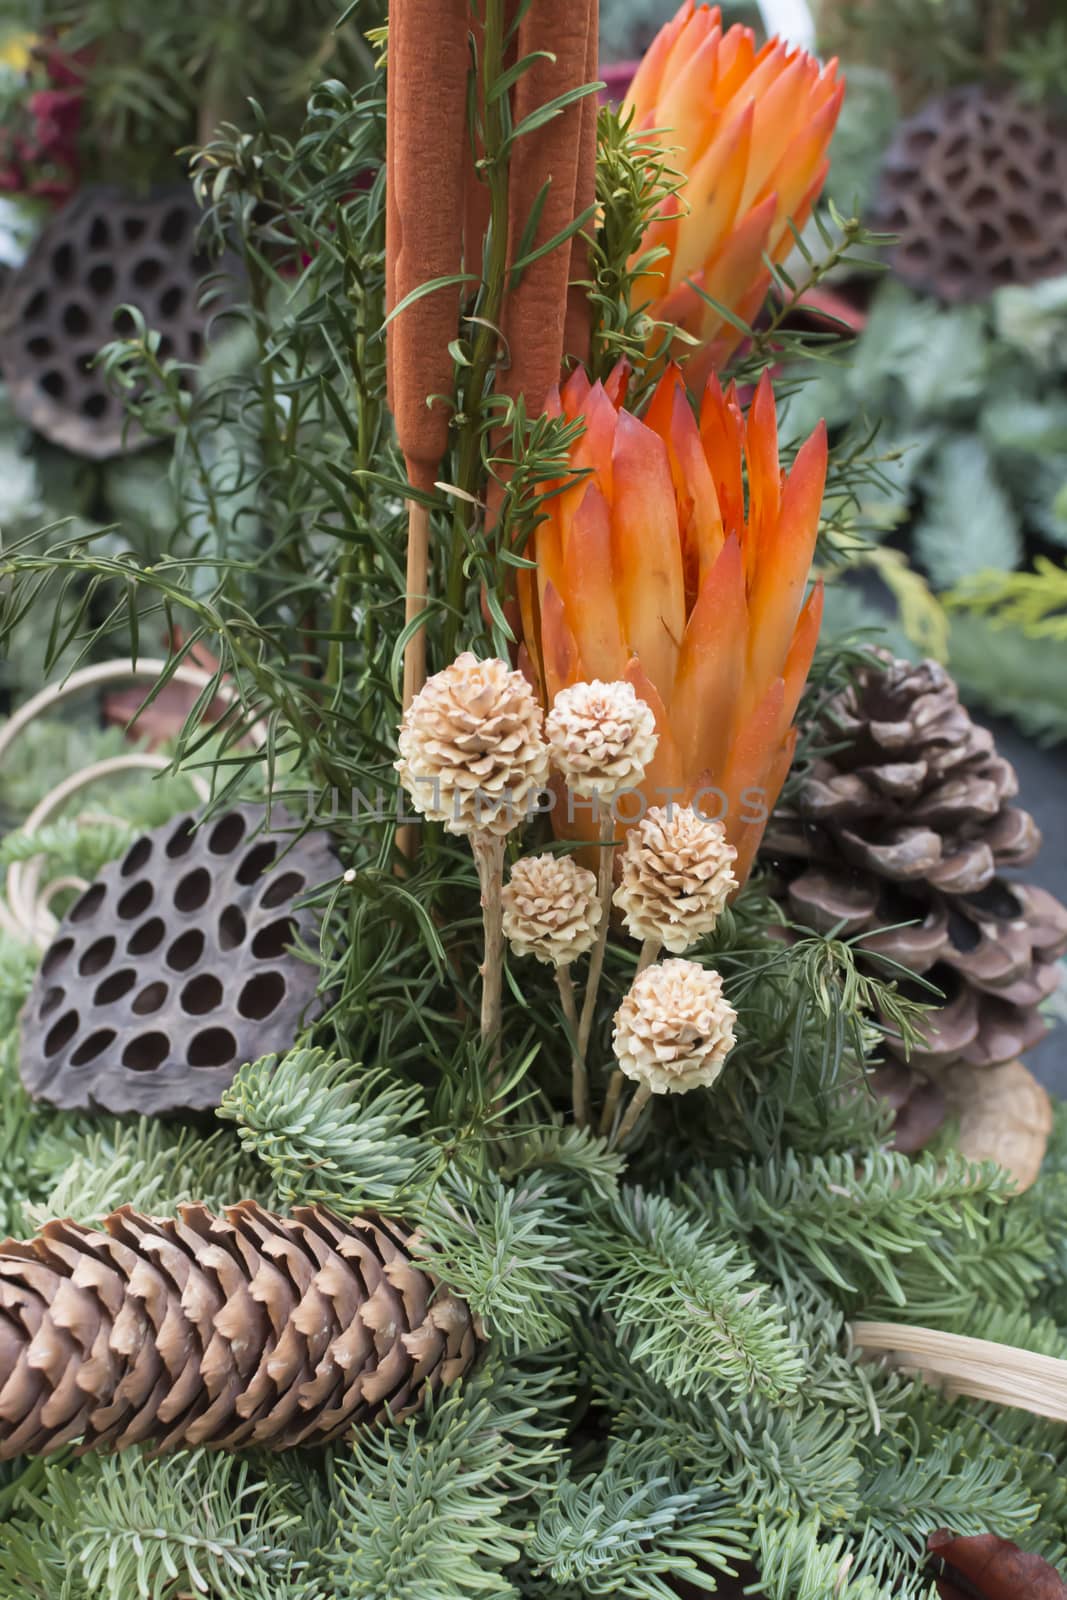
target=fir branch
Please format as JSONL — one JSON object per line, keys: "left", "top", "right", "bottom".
{"left": 703, "top": 1149, "right": 1016, "bottom": 1307}
{"left": 218, "top": 1046, "right": 434, "bottom": 1212}
{"left": 526, "top": 1440, "right": 748, "bottom": 1598}
{"left": 24, "top": 1121, "right": 270, "bottom": 1229}
{"left": 419, "top": 1171, "right": 586, "bottom": 1351}
{"left": 914, "top": 436, "right": 1021, "bottom": 589}
{"left": 948, "top": 613, "right": 1067, "bottom": 745}
{"left": 751, "top": 1515, "right": 889, "bottom": 1600}
{"left": 855, "top": 1421, "right": 1040, "bottom": 1593}
{"left": 0, "top": 1449, "right": 312, "bottom": 1600}
{"left": 322, "top": 1378, "right": 537, "bottom": 1600}
{"left": 499, "top": 1119, "right": 626, "bottom": 1203}
{"left": 589, "top": 1189, "right": 804, "bottom": 1403}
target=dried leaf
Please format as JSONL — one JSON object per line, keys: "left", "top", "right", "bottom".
{"left": 929, "top": 1530, "right": 1067, "bottom": 1600}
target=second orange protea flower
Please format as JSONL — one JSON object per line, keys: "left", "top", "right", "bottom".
{"left": 624, "top": 0, "right": 843, "bottom": 379}
{"left": 518, "top": 362, "right": 827, "bottom": 885}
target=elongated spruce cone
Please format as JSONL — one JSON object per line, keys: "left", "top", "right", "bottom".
{"left": 0, "top": 1203, "right": 479, "bottom": 1458}
{"left": 763, "top": 654, "right": 1067, "bottom": 1088}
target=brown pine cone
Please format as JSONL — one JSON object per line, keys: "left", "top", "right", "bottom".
{"left": 0, "top": 1202, "right": 479, "bottom": 1459}
{"left": 763, "top": 655, "right": 1067, "bottom": 1092}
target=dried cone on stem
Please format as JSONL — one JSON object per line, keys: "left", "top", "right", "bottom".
{"left": 0, "top": 1203, "right": 479, "bottom": 1458}
{"left": 396, "top": 652, "right": 550, "bottom": 837}
{"left": 502, "top": 853, "right": 601, "bottom": 966}
{"left": 614, "top": 805, "right": 737, "bottom": 953}
{"left": 763, "top": 654, "right": 1067, "bottom": 1107}
{"left": 614, "top": 958, "right": 736, "bottom": 1096}
{"left": 546, "top": 679, "right": 659, "bottom": 802}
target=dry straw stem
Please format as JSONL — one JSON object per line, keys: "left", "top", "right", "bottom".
{"left": 471, "top": 831, "right": 506, "bottom": 1049}
{"left": 577, "top": 805, "right": 617, "bottom": 1072}
{"left": 852, "top": 1323, "right": 1067, "bottom": 1423}
{"left": 555, "top": 964, "right": 588, "bottom": 1126}
{"left": 0, "top": 659, "right": 264, "bottom": 945}
{"left": 402, "top": 500, "right": 431, "bottom": 713}
{"left": 611, "top": 1080, "right": 651, "bottom": 1147}
{"left": 599, "top": 939, "right": 660, "bottom": 1137}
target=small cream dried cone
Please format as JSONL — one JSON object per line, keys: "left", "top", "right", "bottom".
{"left": 396, "top": 651, "right": 549, "bottom": 838}
{"left": 503, "top": 854, "right": 601, "bottom": 967}
{"left": 545, "top": 680, "right": 660, "bottom": 1091}
{"left": 396, "top": 652, "right": 550, "bottom": 1051}
{"left": 503, "top": 851, "right": 602, "bottom": 1127}
{"left": 614, "top": 806, "right": 738, "bottom": 955}
{"left": 610, "top": 958, "right": 737, "bottom": 1143}
{"left": 545, "top": 680, "right": 658, "bottom": 802}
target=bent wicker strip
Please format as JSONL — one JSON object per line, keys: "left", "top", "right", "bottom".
{"left": 0, "top": 1203, "right": 479, "bottom": 1458}
{"left": 852, "top": 1322, "right": 1067, "bottom": 1424}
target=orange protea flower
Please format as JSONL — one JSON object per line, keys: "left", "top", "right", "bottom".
{"left": 518, "top": 362, "right": 826, "bottom": 885}
{"left": 624, "top": 0, "right": 843, "bottom": 381}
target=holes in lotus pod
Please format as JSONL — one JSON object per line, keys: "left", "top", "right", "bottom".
{"left": 123, "top": 1032, "right": 169, "bottom": 1072}
{"left": 209, "top": 812, "right": 246, "bottom": 855}
{"left": 69, "top": 883, "right": 105, "bottom": 923}
{"left": 39, "top": 985, "right": 64, "bottom": 1017}
{"left": 44, "top": 1010, "right": 79, "bottom": 1057}
{"left": 160, "top": 208, "right": 189, "bottom": 246}
{"left": 187, "top": 1027, "right": 237, "bottom": 1068}
{"left": 52, "top": 243, "right": 74, "bottom": 279}
{"left": 41, "top": 937, "right": 75, "bottom": 977}
{"left": 166, "top": 929, "right": 204, "bottom": 971}
{"left": 132, "top": 981, "right": 168, "bottom": 1015}
{"left": 238, "top": 972, "right": 285, "bottom": 1021}
{"left": 261, "top": 871, "right": 305, "bottom": 910}
{"left": 87, "top": 262, "right": 115, "bottom": 296}
{"left": 79, "top": 936, "right": 115, "bottom": 976}
{"left": 236, "top": 841, "right": 278, "bottom": 884}
{"left": 132, "top": 257, "right": 163, "bottom": 289}
{"left": 121, "top": 837, "right": 153, "bottom": 877}
{"left": 174, "top": 868, "right": 210, "bottom": 912}
{"left": 128, "top": 916, "right": 165, "bottom": 955}
{"left": 117, "top": 881, "right": 154, "bottom": 920}
{"left": 70, "top": 1028, "right": 116, "bottom": 1067}
{"left": 94, "top": 969, "right": 136, "bottom": 1005}
{"left": 159, "top": 285, "right": 183, "bottom": 319}
{"left": 165, "top": 817, "right": 196, "bottom": 858}
{"left": 218, "top": 905, "right": 247, "bottom": 951}
{"left": 181, "top": 975, "right": 223, "bottom": 1015}
{"left": 252, "top": 917, "right": 296, "bottom": 961}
